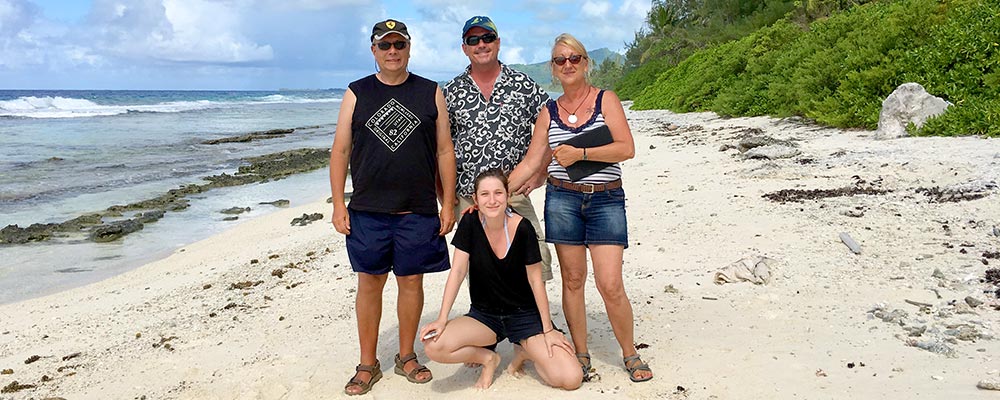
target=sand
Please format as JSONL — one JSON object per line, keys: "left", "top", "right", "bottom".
{"left": 1, "top": 107, "right": 999, "bottom": 399}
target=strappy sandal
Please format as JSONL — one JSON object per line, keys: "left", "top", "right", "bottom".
{"left": 576, "top": 352, "right": 593, "bottom": 381}
{"left": 394, "top": 353, "right": 432, "bottom": 384}
{"left": 623, "top": 354, "right": 653, "bottom": 383}
{"left": 344, "top": 360, "right": 382, "bottom": 395}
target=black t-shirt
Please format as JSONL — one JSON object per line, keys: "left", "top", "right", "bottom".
{"left": 347, "top": 73, "right": 439, "bottom": 214}
{"left": 451, "top": 211, "right": 542, "bottom": 314}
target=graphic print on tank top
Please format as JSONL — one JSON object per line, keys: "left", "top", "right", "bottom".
{"left": 365, "top": 98, "right": 421, "bottom": 152}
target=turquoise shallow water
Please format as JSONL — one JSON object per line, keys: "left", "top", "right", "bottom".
{"left": 0, "top": 90, "right": 345, "bottom": 303}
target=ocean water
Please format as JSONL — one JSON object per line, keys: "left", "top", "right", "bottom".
{"left": 0, "top": 90, "right": 345, "bottom": 304}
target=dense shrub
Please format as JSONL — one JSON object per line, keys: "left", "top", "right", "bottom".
{"left": 629, "top": 0, "right": 1000, "bottom": 137}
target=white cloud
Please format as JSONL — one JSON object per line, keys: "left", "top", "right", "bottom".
{"left": 582, "top": 1, "right": 611, "bottom": 18}
{"left": 89, "top": 0, "right": 273, "bottom": 63}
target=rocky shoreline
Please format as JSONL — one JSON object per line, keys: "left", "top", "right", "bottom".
{"left": 0, "top": 147, "right": 331, "bottom": 245}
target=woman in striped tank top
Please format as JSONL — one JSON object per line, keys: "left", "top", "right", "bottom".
{"left": 508, "top": 33, "right": 653, "bottom": 384}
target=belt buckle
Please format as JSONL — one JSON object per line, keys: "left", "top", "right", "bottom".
{"left": 580, "top": 183, "right": 595, "bottom": 194}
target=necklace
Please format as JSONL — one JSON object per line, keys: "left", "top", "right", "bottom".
{"left": 558, "top": 87, "right": 592, "bottom": 124}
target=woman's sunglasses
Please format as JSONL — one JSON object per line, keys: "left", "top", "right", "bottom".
{"left": 551, "top": 55, "right": 587, "bottom": 66}
{"left": 376, "top": 41, "right": 408, "bottom": 51}
{"left": 464, "top": 32, "right": 498, "bottom": 46}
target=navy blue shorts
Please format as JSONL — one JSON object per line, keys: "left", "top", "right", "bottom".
{"left": 467, "top": 307, "right": 544, "bottom": 344}
{"left": 345, "top": 209, "right": 450, "bottom": 276}
{"left": 544, "top": 183, "right": 629, "bottom": 248}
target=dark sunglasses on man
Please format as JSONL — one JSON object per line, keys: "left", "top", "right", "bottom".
{"left": 376, "top": 41, "right": 408, "bottom": 51}
{"left": 464, "top": 32, "right": 498, "bottom": 46}
{"left": 552, "top": 54, "right": 587, "bottom": 66}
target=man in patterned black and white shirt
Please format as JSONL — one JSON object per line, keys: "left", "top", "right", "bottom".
{"left": 443, "top": 15, "right": 553, "bottom": 280}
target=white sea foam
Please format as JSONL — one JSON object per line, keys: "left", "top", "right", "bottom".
{"left": 0, "top": 95, "right": 341, "bottom": 119}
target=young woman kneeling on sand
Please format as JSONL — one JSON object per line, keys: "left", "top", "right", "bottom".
{"left": 419, "top": 169, "right": 583, "bottom": 390}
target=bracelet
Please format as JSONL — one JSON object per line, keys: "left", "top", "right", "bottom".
{"left": 582, "top": 148, "right": 588, "bottom": 161}
{"left": 543, "top": 327, "right": 556, "bottom": 334}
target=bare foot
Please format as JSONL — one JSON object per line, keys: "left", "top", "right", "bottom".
{"left": 464, "top": 362, "right": 480, "bottom": 368}
{"left": 474, "top": 352, "right": 501, "bottom": 389}
{"left": 506, "top": 344, "right": 526, "bottom": 378}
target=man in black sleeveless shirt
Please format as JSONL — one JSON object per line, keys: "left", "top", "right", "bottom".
{"left": 329, "top": 19, "right": 457, "bottom": 396}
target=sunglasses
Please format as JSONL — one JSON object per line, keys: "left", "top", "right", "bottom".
{"left": 464, "top": 32, "right": 498, "bottom": 46}
{"left": 551, "top": 54, "right": 587, "bottom": 66}
{"left": 376, "top": 41, "right": 408, "bottom": 51}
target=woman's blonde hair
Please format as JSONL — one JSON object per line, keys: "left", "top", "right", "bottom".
{"left": 549, "top": 33, "right": 591, "bottom": 84}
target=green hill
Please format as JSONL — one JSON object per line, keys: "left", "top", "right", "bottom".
{"left": 508, "top": 48, "right": 623, "bottom": 91}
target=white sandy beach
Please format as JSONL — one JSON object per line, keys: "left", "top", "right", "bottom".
{"left": 1, "top": 107, "right": 999, "bottom": 399}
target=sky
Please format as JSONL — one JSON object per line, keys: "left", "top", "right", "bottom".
{"left": 0, "top": 0, "right": 652, "bottom": 90}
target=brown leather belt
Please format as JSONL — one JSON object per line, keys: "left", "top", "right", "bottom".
{"left": 547, "top": 177, "right": 622, "bottom": 194}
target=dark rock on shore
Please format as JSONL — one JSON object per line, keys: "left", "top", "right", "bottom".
{"left": 136, "top": 210, "right": 165, "bottom": 224}
{"left": 259, "top": 199, "right": 290, "bottom": 207}
{"left": 89, "top": 219, "right": 144, "bottom": 242}
{"left": 221, "top": 207, "right": 251, "bottom": 215}
{"left": 1, "top": 223, "right": 57, "bottom": 244}
{"left": 201, "top": 128, "right": 295, "bottom": 145}
{"left": 291, "top": 213, "right": 323, "bottom": 226}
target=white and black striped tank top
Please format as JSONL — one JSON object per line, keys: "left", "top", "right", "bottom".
{"left": 546, "top": 89, "right": 623, "bottom": 184}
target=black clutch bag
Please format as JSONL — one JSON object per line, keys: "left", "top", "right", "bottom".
{"left": 561, "top": 125, "right": 614, "bottom": 181}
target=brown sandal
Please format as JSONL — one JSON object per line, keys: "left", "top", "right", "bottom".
{"left": 394, "top": 353, "right": 432, "bottom": 384}
{"left": 344, "top": 360, "right": 382, "bottom": 395}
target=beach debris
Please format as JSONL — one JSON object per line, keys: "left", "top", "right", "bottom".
{"left": 701, "top": 296, "right": 719, "bottom": 300}
{"left": 979, "top": 378, "right": 1000, "bottom": 390}
{"left": 229, "top": 280, "right": 263, "bottom": 290}
{"left": 763, "top": 181, "right": 889, "bottom": 203}
{"left": 1, "top": 381, "right": 36, "bottom": 393}
{"left": 259, "top": 199, "right": 290, "bottom": 208}
{"left": 714, "top": 256, "right": 773, "bottom": 285}
{"left": 271, "top": 269, "right": 285, "bottom": 278}
{"left": 874, "top": 82, "right": 949, "bottom": 139}
{"left": 904, "top": 299, "right": 933, "bottom": 308}
{"left": 635, "top": 343, "right": 650, "bottom": 350}
{"left": 906, "top": 339, "right": 957, "bottom": 358}
{"left": 60, "top": 352, "right": 81, "bottom": 362}
{"left": 743, "top": 144, "right": 801, "bottom": 160}
{"left": 290, "top": 213, "right": 324, "bottom": 226}
{"left": 152, "top": 336, "right": 178, "bottom": 350}
{"left": 664, "top": 284, "right": 679, "bottom": 294}
{"left": 89, "top": 219, "right": 144, "bottom": 242}
{"left": 222, "top": 216, "right": 238, "bottom": 221}
{"left": 916, "top": 180, "right": 996, "bottom": 203}
{"left": 815, "top": 369, "right": 828, "bottom": 377}
{"left": 202, "top": 284, "right": 211, "bottom": 290}
{"left": 839, "top": 208, "right": 865, "bottom": 218}
{"left": 839, "top": 232, "right": 862, "bottom": 254}
{"left": 221, "top": 207, "right": 251, "bottom": 215}
{"left": 992, "top": 226, "right": 999, "bottom": 237}
{"left": 0, "top": 369, "right": 11, "bottom": 375}
{"left": 23, "top": 356, "right": 40, "bottom": 365}
{"left": 965, "top": 296, "right": 983, "bottom": 308}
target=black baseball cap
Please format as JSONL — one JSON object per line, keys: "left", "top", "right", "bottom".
{"left": 371, "top": 19, "right": 411, "bottom": 42}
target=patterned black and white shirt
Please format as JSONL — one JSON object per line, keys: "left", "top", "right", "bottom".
{"left": 444, "top": 63, "right": 550, "bottom": 198}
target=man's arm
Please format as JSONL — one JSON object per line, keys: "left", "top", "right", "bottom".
{"left": 434, "top": 86, "right": 457, "bottom": 236}
{"left": 329, "top": 89, "right": 357, "bottom": 235}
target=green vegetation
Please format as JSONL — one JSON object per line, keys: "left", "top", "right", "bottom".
{"left": 622, "top": 0, "right": 1000, "bottom": 136}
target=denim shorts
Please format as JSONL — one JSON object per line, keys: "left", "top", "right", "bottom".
{"left": 345, "top": 209, "right": 450, "bottom": 276}
{"left": 467, "top": 307, "right": 544, "bottom": 344}
{"left": 544, "top": 183, "right": 628, "bottom": 248}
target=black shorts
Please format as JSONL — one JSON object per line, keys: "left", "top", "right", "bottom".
{"left": 467, "top": 307, "right": 544, "bottom": 344}
{"left": 345, "top": 209, "right": 449, "bottom": 276}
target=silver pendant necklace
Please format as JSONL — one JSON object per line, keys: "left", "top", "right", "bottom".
{"left": 558, "top": 87, "right": 592, "bottom": 124}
